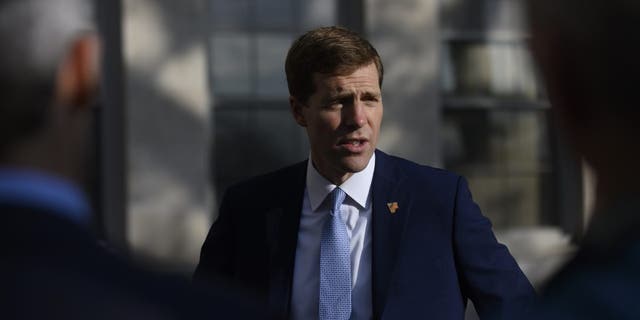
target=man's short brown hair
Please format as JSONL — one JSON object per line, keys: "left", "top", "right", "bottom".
{"left": 285, "top": 26, "right": 383, "bottom": 103}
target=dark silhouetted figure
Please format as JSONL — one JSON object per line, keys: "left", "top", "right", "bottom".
{"left": 0, "top": 0, "right": 258, "bottom": 318}
{"left": 527, "top": 0, "right": 640, "bottom": 318}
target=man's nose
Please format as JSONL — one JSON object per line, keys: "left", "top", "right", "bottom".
{"left": 343, "top": 101, "right": 366, "bottom": 128}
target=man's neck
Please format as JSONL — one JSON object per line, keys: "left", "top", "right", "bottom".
{"left": 309, "top": 161, "right": 353, "bottom": 186}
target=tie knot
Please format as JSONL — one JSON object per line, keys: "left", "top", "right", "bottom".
{"left": 329, "top": 187, "right": 346, "bottom": 215}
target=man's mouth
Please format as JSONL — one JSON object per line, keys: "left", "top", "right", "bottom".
{"left": 337, "top": 138, "right": 369, "bottom": 152}
{"left": 347, "top": 140, "right": 362, "bottom": 146}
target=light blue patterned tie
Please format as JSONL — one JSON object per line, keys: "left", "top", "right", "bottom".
{"left": 319, "top": 187, "right": 351, "bottom": 320}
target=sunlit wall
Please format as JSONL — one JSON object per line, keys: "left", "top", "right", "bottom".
{"left": 124, "top": 0, "right": 212, "bottom": 270}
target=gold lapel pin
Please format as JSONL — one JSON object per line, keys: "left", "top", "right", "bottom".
{"left": 387, "top": 202, "right": 399, "bottom": 214}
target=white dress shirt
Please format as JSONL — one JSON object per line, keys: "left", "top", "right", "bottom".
{"left": 291, "top": 154, "right": 375, "bottom": 320}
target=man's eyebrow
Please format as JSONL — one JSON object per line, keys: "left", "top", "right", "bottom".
{"left": 362, "top": 91, "right": 381, "bottom": 99}
{"left": 330, "top": 90, "right": 380, "bottom": 98}
{"left": 324, "top": 92, "right": 354, "bottom": 101}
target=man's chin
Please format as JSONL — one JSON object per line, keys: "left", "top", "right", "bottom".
{"left": 339, "top": 155, "right": 373, "bottom": 174}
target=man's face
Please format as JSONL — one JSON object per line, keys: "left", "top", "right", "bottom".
{"left": 291, "top": 62, "right": 383, "bottom": 184}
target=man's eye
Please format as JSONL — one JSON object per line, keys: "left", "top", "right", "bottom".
{"left": 324, "top": 101, "right": 343, "bottom": 109}
{"left": 363, "top": 95, "right": 380, "bottom": 102}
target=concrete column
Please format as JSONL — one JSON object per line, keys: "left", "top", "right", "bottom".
{"left": 123, "top": 0, "right": 212, "bottom": 270}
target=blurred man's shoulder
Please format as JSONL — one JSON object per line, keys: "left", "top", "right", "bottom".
{"left": 537, "top": 242, "right": 640, "bottom": 319}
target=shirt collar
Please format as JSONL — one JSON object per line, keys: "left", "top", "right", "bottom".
{"left": 0, "top": 167, "right": 91, "bottom": 226}
{"left": 306, "top": 153, "right": 376, "bottom": 212}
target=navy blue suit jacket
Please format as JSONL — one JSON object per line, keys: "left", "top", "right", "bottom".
{"left": 194, "top": 150, "right": 535, "bottom": 319}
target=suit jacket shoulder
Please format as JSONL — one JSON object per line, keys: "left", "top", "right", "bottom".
{"left": 376, "top": 150, "right": 459, "bottom": 184}
{"left": 373, "top": 150, "right": 536, "bottom": 319}
{"left": 194, "top": 160, "right": 307, "bottom": 306}
{"left": 374, "top": 150, "right": 464, "bottom": 214}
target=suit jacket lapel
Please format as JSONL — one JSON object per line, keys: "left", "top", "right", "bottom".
{"left": 265, "top": 161, "right": 307, "bottom": 319}
{"left": 371, "top": 150, "right": 409, "bottom": 319}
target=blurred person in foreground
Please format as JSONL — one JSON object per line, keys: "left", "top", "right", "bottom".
{"left": 527, "top": 0, "right": 640, "bottom": 318}
{"left": 0, "top": 0, "right": 258, "bottom": 318}
{"left": 194, "top": 26, "right": 535, "bottom": 319}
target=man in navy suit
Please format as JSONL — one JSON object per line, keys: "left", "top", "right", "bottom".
{"left": 0, "top": 0, "right": 257, "bottom": 318}
{"left": 195, "top": 26, "right": 535, "bottom": 319}
{"left": 526, "top": 1, "right": 640, "bottom": 318}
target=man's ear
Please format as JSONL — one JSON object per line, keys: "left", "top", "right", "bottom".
{"left": 55, "top": 34, "right": 100, "bottom": 112}
{"left": 290, "top": 96, "right": 307, "bottom": 127}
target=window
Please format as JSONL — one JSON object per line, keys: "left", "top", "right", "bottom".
{"left": 439, "top": 0, "right": 583, "bottom": 234}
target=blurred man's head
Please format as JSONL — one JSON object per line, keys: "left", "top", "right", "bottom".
{"left": 0, "top": 0, "right": 99, "bottom": 181}
{"left": 286, "top": 26, "right": 384, "bottom": 184}
{"left": 527, "top": 0, "right": 640, "bottom": 204}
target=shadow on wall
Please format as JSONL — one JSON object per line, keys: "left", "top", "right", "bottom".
{"left": 125, "top": 0, "right": 214, "bottom": 272}
{"left": 125, "top": 0, "right": 309, "bottom": 272}
{"left": 211, "top": 107, "right": 309, "bottom": 205}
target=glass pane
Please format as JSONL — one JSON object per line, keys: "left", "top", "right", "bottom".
{"left": 256, "top": 0, "right": 294, "bottom": 30}
{"left": 211, "top": 34, "right": 252, "bottom": 96}
{"left": 465, "top": 174, "right": 550, "bottom": 229}
{"left": 446, "top": 41, "right": 492, "bottom": 96}
{"left": 251, "top": 109, "right": 308, "bottom": 169}
{"left": 443, "top": 109, "right": 554, "bottom": 229}
{"left": 488, "top": 44, "right": 538, "bottom": 98}
{"left": 441, "top": 41, "right": 539, "bottom": 99}
{"left": 210, "top": 0, "right": 250, "bottom": 30}
{"left": 505, "top": 176, "right": 543, "bottom": 226}
{"left": 212, "top": 108, "right": 306, "bottom": 201}
{"left": 442, "top": 109, "right": 493, "bottom": 171}
{"left": 300, "top": 0, "right": 338, "bottom": 30}
{"left": 443, "top": 109, "right": 550, "bottom": 173}
{"left": 491, "top": 0, "right": 525, "bottom": 32}
{"left": 257, "top": 34, "right": 291, "bottom": 98}
{"left": 464, "top": 176, "right": 510, "bottom": 226}
{"left": 501, "top": 111, "right": 550, "bottom": 172}
{"left": 441, "top": 0, "right": 525, "bottom": 33}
